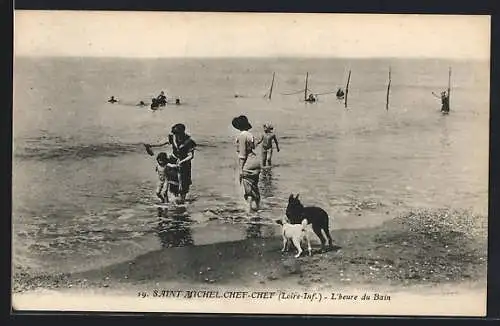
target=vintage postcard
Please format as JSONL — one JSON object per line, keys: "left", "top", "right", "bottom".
{"left": 12, "top": 11, "right": 490, "bottom": 316}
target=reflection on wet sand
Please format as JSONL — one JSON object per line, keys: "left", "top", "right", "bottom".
{"left": 245, "top": 215, "right": 280, "bottom": 240}
{"left": 245, "top": 220, "right": 263, "bottom": 239}
{"left": 260, "top": 167, "right": 277, "bottom": 199}
{"left": 156, "top": 206, "right": 194, "bottom": 248}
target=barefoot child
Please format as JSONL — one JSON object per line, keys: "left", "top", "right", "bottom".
{"left": 257, "top": 123, "right": 280, "bottom": 167}
{"left": 153, "top": 152, "right": 181, "bottom": 203}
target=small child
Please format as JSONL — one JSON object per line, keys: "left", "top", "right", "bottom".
{"left": 155, "top": 152, "right": 180, "bottom": 203}
{"left": 257, "top": 123, "right": 280, "bottom": 167}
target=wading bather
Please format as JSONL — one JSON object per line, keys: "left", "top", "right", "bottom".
{"left": 147, "top": 123, "right": 196, "bottom": 203}
{"left": 257, "top": 123, "right": 280, "bottom": 167}
{"left": 432, "top": 90, "right": 450, "bottom": 113}
{"left": 232, "top": 115, "right": 261, "bottom": 213}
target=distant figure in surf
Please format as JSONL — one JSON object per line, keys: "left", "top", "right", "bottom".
{"left": 157, "top": 91, "right": 167, "bottom": 106}
{"left": 151, "top": 98, "right": 160, "bottom": 110}
{"left": 336, "top": 88, "right": 345, "bottom": 100}
{"left": 306, "top": 94, "right": 316, "bottom": 102}
{"left": 175, "top": 98, "right": 181, "bottom": 105}
{"left": 440, "top": 91, "right": 450, "bottom": 113}
{"left": 432, "top": 90, "right": 450, "bottom": 113}
{"left": 137, "top": 100, "right": 146, "bottom": 107}
{"left": 257, "top": 123, "right": 280, "bottom": 167}
{"left": 108, "top": 96, "right": 118, "bottom": 104}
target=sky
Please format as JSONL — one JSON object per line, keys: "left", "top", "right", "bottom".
{"left": 14, "top": 11, "right": 490, "bottom": 59}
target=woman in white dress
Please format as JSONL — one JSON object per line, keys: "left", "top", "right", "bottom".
{"left": 231, "top": 115, "right": 261, "bottom": 212}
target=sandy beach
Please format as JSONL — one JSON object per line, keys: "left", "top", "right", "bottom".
{"left": 13, "top": 207, "right": 487, "bottom": 315}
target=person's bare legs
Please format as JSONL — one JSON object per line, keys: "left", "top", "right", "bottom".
{"left": 261, "top": 150, "right": 268, "bottom": 167}
{"left": 162, "top": 185, "right": 169, "bottom": 203}
{"left": 254, "top": 197, "right": 260, "bottom": 211}
{"left": 246, "top": 197, "right": 253, "bottom": 213}
{"left": 156, "top": 181, "right": 165, "bottom": 202}
{"left": 266, "top": 149, "right": 273, "bottom": 166}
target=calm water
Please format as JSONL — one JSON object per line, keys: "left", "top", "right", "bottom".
{"left": 12, "top": 57, "right": 489, "bottom": 274}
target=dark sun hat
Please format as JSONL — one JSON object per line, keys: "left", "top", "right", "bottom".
{"left": 231, "top": 115, "right": 252, "bottom": 131}
{"left": 171, "top": 123, "right": 186, "bottom": 134}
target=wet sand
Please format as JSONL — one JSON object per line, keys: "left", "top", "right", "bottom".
{"left": 12, "top": 208, "right": 487, "bottom": 315}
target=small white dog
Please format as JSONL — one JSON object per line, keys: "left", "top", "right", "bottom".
{"left": 276, "top": 218, "right": 312, "bottom": 258}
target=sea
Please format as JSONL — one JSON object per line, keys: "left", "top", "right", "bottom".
{"left": 12, "top": 57, "right": 490, "bottom": 274}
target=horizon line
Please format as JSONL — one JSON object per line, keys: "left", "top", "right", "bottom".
{"left": 13, "top": 55, "right": 489, "bottom": 61}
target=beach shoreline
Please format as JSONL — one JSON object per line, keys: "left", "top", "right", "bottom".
{"left": 13, "top": 208, "right": 487, "bottom": 312}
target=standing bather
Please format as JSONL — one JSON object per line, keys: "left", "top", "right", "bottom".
{"left": 232, "top": 115, "right": 261, "bottom": 213}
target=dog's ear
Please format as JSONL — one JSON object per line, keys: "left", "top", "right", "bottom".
{"left": 275, "top": 220, "right": 283, "bottom": 225}
{"left": 288, "top": 194, "right": 294, "bottom": 202}
{"left": 295, "top": 193, "right": 300, "bottom": 200}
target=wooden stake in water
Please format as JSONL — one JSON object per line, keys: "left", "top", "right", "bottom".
{"left": 447, "top": 67, "right": 452, "bottom": 110}
{"left": 304, "top": 72, "right": 309, "bottom": 101}
{"left": 344, "top": 70, "right": 351, "bottom": 108}
{"left": 268, "top": 72, "right": 275, "bottom": 100}
{"left": 386, "top": 67, "right": 392, "bottom": 111}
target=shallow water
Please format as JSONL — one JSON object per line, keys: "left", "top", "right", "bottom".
{"left": 12, "top": 57, "right": 489, "bottom": 273}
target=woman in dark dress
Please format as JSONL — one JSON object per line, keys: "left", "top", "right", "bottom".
{"left": 432, "top": 90, "right": 450, "bottom": 113}
{"left": 147, "top": 123, "right": 196, "bottom": 203}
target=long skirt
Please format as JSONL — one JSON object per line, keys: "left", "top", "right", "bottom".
{"left": 178, "top": 161, "right": 192, "bottom": 195}
{"left": 441, "top": 103, "right": 450, "bottom": 113}
{"left": 241, "top": 169, "right": 261, "bottom": 202}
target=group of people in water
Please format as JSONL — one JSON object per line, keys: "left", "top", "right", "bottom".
{"left": 143, "top": 116, "right": 281, "bottom": 212}
{"left": 137, "top": 83, "right": 449, "bottom": 211}
{"left": 145, "top": 123, "right": 197, "bottom": 204}
{"left": 296, "top": 85, "right": 449, "bottom": 115}
{"left": 304, "top": 87, "right": 345, "bottom": 103}
{"left": 307, "top": 87, "right": 449, "bottom": 113}
{"left": 107, "top": 90, "right": 181, "bottom": 109}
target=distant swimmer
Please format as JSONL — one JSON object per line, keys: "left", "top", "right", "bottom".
{"left": 336, "top": 88, "right": 345, "bottom": 100}
{"left": 175, "top": 98, "right": 181, "bottom": 105}
{"left": 151, "top": 98, "right": 160, "bottom": 110}
{"left": 108, "top": 96, "right": 118, "bottom": 104}
{"left": 157, "top": 91, "right": 167, "bottom": 106}
{"left": 137, "top": 101, "right": 146, "bottom": 107}
{"left": 432, "top": 90, "right": 450, "bottom": 113}
{"left": 305, "top": 94, "right": 316, "bottom": 103}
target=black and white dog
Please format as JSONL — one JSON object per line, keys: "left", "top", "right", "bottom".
{"left": 285, "top": 194, "right": 334, "bottom": 250}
